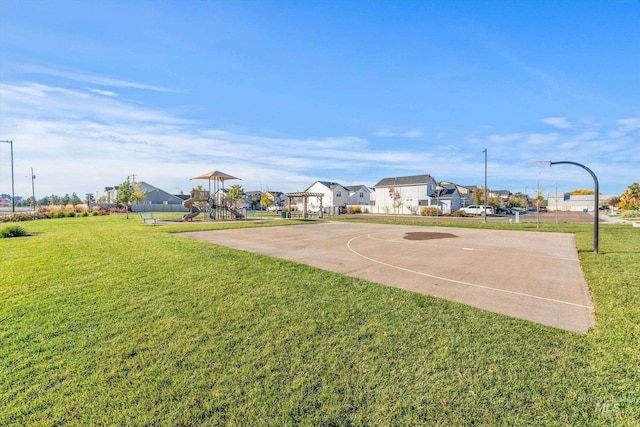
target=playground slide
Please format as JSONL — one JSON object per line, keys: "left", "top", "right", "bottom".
{"left": 182, "top": 195, "right": 201, "bottom": 221}
{"left": 228, "top": 206, "right": 244, "bottom": 219}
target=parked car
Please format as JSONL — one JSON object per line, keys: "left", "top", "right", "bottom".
{"left": 460, "top": 205, "right": 494, "bottom": 215}
{"left": 538, "top": 206, "right": 548, "bottom": 212}
{"left": 497, "top": 206, "right": 513, "bottom": 215}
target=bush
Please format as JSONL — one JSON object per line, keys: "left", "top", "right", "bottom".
{"left": 621, "top": 209, "right": 640, "bottom": 219}
{"left": 92, "top": 210, "right": 100, "bottom": 216}
{"left": 56, "top": 211, "right": 67, "bottom": 218}
{"left": 81, "top": 211, "right": 90, "bottom": 217}
{"left": 0, "top": 225, "right": 27, "bottom": 238}
{"left": 452, "top": 210, "right": 468, "bottom": 217}
{"left": 420, "top": 207, "right": 439, "bottom": 216}
{"left": 66, "top": 211, "right": 76, "bottom": 218}
{"left": 347, "top": 206, "right": 362, "bottom": 214}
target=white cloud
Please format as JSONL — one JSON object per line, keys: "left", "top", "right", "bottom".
{"left": 0, "top": 81, "right": 433, "bottom": 197}
{"left": 89, "top": 88, "right": 117, "bottom": 97}
{"left": 1, "top": 79, "right": 636, "bottom": 199}
{"left": 16, "top": 64, "right": 178, "bottom": 93}
{"left": 374, "top": 128, "right": 423, "bottom": 138}
{"left": 541, "top": 117, "right": 572, "bottom": 129}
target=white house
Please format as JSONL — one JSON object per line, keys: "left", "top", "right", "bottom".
{"left": 304, "top": 181, "right": 350, "bottom": 213}
{"left": 345, "top": 185, "right": 373, "bottom": 206}
{"left": 374, "top": 174, "right": 440, "bottom": 214}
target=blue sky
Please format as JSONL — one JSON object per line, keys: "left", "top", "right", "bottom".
{"left": 1, "top": 0, "right": 638, "bottom": 200}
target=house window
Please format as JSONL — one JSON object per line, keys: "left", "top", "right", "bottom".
{"left": 336, "top": 191, "right": 342, "bottom": 197}
{"left": 359, "top": 192, "right": 364, "bottom": 198}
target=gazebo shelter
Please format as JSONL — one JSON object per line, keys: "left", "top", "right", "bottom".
{"left": 285, "top": 192, "right": 324, "bottom": 219}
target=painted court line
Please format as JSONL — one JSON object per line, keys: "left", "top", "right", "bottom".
{"left": 365, "top": 233, "right": 579, "bottom": 262}
{"left": 346, "top": 234, "right": 593, "bottom": 309}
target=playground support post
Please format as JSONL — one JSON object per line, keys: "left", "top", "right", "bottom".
{"left": 550, "top": 161, "right": 599, "bottom": 254}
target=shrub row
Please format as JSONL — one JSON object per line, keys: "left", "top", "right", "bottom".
{"left": 0, "top": 206, "right": 126, "bottom": 223}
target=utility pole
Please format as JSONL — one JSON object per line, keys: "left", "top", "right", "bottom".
{"left": 31, "top": 168, "right": 36, "bottom": 212}
{"left": 555, "top": 183, "right": 558, "bottom": 224}
{"left": 536, "top": 172, "right": 540, "bottom": 229}
{"left": 483, "top": 148, "right": 488, "bottom": 223}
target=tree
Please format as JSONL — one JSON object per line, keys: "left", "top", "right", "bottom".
{"left": 507, "top": 195, "right": 525, "bottom": 208}
{"left": 618, "top": 190, "right": 640, "bottom": 212}
{"left": 617, "top": 182, "right": 640, "bottom": 212}
{"left": 388, "top": 186, "right": 402, "bottom": 218}
{"left": 628, "top": 182, "right": 640, "bottom": 197}
{"left": 605, "top": 195, "right": 620, "bottom": 208}
{"left": 473, "top": 188, "right": 483, "bottom": 205}
{"left": 488, "top": 196, "right": 501, "bottom": 211}
{"left": 117, "top": 178, "right": 135, "bottom": 219}
{"left": 535, "top": 189, "right": 546, "bottom": 207}
{"left": 131, "top": 182, "right": 148, "bottom": 211}
{"left": 227, "top": 184, "right": 245, "bottom": 208}
{"left": 85, "top": 193, "right": 95, "bottom": 210}
{"left": 568, "top": 189, "right": 595, "bottom": 195}
{"left": 260, "top": 192, "right": 274, "bottom": 210}
{"left": 69, "top": 193, "right": 82, "bottom": 205}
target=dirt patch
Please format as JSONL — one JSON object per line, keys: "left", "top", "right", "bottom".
{"left": 404, "top": 231, "right": 458, "bottom": 240}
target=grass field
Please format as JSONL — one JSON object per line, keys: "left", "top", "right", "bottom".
{"left": 1, "top": 214, "right": 638, "bottom": 425}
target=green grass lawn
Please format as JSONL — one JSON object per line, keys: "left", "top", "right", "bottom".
{"left": 1, "top": 215, "right": 638, "bottom": 426}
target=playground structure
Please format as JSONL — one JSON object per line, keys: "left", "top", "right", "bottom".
{"left": 183, "top": 170, "right": 245, "bottom": 221}
{"left": 182, "top": 189, "right": 209, "bottom": 221}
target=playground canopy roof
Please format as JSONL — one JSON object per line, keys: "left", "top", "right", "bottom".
{"left": 191, "top": 171, "right": 240, "bottom": 182}
{"left": 191, "top": 170, "right": 240, "bottom": 194}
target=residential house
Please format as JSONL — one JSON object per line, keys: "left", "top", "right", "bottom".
{"left": 374, "top": 174, "right": 439, "bottom": 215}
{"left": 304, "top": 181, "right": 350, "bottom": 214}
{"left": 131, "top": 181, "right": 190, "bottom": 212}
{"left": 434, "top": 183, "right": 462, "bottom": 214}
{"left": 345, "top": 185, "right": 373, "bottom": 206}
{"left": 104, "top": 186, "right": 119, "bottom": 203}
{"left": 440, "top": 181, "right": 474, "bottom": 207}
{"left": 263, "top": 191, "right": 287, "bottom": 208}
{"left": 243, "top": 191, "right": 263, "bottom": 209}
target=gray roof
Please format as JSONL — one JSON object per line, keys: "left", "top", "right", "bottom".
{"left": 317, "top": 181, "right": 345, "bottom": 189}
{"left": 345, "top": 185, "right": 369, "bottom": 192}
{"left": 374, "top": 174, "right": 434, "bottom": 187}
{"left": 434, "top": 187, "right": 458, "bottom": 198}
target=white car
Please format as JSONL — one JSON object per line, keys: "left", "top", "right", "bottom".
{"left": 461, "top": 205, "right": 494, "bottom": 215}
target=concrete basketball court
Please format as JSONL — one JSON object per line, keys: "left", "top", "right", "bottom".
{"left": 180, "top": 222, "right": 595, "bottom": 333}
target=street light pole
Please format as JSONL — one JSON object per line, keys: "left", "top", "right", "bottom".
{"left": 483, "top": 148, "right": 488, "bottom": 223}
{"left": 1, "top": 140, "right": 15, "bottom": 213}
{"left": 31, "top": 168, "right": 36, "bottom": 212}
{"left": 549, "top": 161, "right": 600, "bottom": 254}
